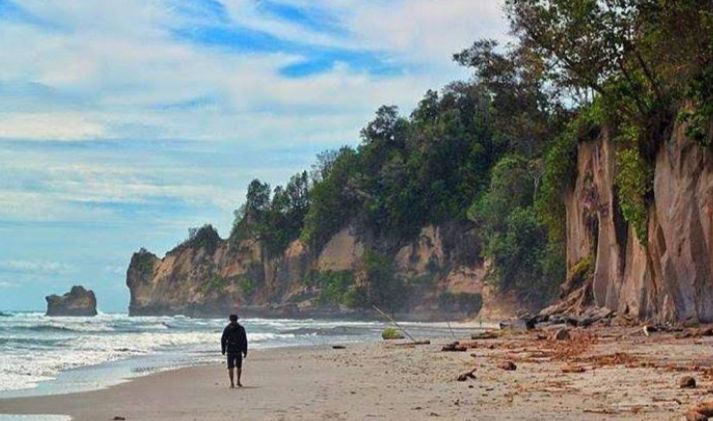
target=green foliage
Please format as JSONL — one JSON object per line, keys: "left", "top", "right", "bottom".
{"left": 468, "top": 153, "right": 561, "bottom": 304}
{"left": 304, "top": 270, "right": 355, "bottom": 306}
{"left": 361, "top": 250, "right": 408, "bottom": 312}
{"left": 178, "top": 225, "right": 221, "bottom": 255}
{"left": 568, "top": 255, "right": 594, "bottom": 287}
{"left": 680, "top": 65, "right": 713, "bottom": 147}
{"left": 615, "top": 148, "right": 653, "bottom": 243}
{"left": 230, "top": 172, "right": 310, "bottom": 256}
{"left": 508, "top": 1, "right": 711, "bottom": 190}
{"left": 381, "top": 327, "right": 404, "bottom": 340}
{"left": 132, "top": 249, "right": 156, "bottom": 276}
{"left": 537, "top": 103, "right": 602, "bottom": 241}
{"left": 199, "top": 275, "right": 229, "bottom": 294}
{"left": 483, "top": 206, "right": 558, "bottom": 305}
{"left": 301, "top": 148, "right": 360, "bottom": 248}
{"left": 237, "top": 275, "right": 258, "bottom": 296}
{"left": 468, "top": 154, "right": 534, "bottom": 235}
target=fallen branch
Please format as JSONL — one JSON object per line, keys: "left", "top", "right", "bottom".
{"left": 471, "top": 331, "right": 500, "bottom": 340}
{"left": 373, "top": 305, "right": 417, "bottom": 343}
{"left": 457, "top": 368, "right": 477, "bottom": 382}
{"left": 391, "top": 340, "right": 431, "bottom": 347}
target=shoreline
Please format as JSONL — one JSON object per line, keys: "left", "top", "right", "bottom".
{"left": 0, "top": 312, "right": 494, "bottom": 400}
{"left": 3, "top": 326, "right": 713, "bottom": 420}
{"left": 0, "top": 314, "right": 495, "bottom": 399}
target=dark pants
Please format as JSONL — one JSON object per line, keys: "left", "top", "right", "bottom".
{"left": 227, "top": 352, "right": 243, "bottom": 369}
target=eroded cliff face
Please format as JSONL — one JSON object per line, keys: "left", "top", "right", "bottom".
{"left": 127, "top": 221, "right": 492, "bottom": 320}
{"left": 558, "top": 124, "right": 713, "bottom": 323}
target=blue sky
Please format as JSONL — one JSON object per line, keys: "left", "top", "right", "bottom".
{"left": 0, "top": 0, "right": 508, "bottom": 312}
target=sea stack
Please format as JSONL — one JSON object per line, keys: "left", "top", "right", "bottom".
{"left": 46, "top": 285, "right": 98, "bottom": 316}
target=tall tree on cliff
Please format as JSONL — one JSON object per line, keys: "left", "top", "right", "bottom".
{"left": 507, "top": 0, "right": 713, "bottom": 242}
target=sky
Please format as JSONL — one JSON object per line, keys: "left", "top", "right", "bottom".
{"left": 0, "top": 0, "right": 509, "bottom": 312}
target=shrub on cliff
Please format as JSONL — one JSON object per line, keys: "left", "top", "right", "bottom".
{"left": 174, "top": 224, "right": 221, "bottom": 255}
{"left": 304, "top": 270, "right": 355, "bottom": 306}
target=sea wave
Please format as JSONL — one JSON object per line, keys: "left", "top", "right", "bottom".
{"left": 0, "top": 312, "right": 391, "bottom": 394}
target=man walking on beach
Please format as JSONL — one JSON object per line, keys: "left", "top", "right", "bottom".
{"left": 221, "top": 314, "right": 248, "bottom": 388}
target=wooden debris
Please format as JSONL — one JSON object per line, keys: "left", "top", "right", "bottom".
{"left": 561, "top": 364, "right": 586, "bottom": 373}
{"left": 392, "top": 340, "right": 431, "bottom": 347}
{"left": 497, "top": 361, "right": 517, "bottom": 371}
{"left": 457, "top": 368, "right": 477, "bottom": 382}
{"left": 676, "top": 327, "right": 713, "bottom": 339}
{"left": 471, "top": 330, "right": 500, "bottom": 340}
{"left": 373, "top": 305, "right": 417, "bottom": 342}
{"left": 332, "top": 345, "right": 346, "bottom": 349}
{"left": 442, "top": 341, "right": 467, "bottom": 352}
{"left": 680, "top": 376, "right": 697, "bottom": 388}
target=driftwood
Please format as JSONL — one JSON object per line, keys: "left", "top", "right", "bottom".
{"left": 392, "top": 340, "right": 431, "bottom": 347}
{"left": 676, "top": 327, "right": 713, "bottom": 339}
{"left": 457, "top": 367, "right": 477, "bottom": 381}
{"left": 442, "top": 341, "right": 468, "bottom": 352}
{"left": 497, "top": 361, "right": 517, "bottom": 371}
{"left": 561, "top": 364, "right": 586, "bottom": 373}
{"left": 471, "top": 331, "right": 500, "bottom": 340}
{"left": 373, "top": 305, "right": 418, "bottom": 343}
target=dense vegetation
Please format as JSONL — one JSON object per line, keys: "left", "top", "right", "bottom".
{"left": 216, "top": 1, "right": 712, "bottom": 310}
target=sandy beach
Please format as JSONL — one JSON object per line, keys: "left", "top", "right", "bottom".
{"left": 2, "top": 325, "right": 713, "bottom": 420}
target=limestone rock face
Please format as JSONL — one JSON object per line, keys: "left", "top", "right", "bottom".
{"left": 559, "top": 123, "right": 713, "bottom": 323}
{"left": 46, "top": 286, "right": 97, "bottom": 316}
{"left": 126, "top": 222, "right": 495, "bottom": 320}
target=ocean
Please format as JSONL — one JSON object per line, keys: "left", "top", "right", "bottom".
{"left": 0, "top": 311, "right": 484, "bottom": 399}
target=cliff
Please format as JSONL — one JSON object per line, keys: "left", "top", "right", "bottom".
{"left": 46, "top": 286, "right": 98, "bottom": 317}
{"left": 126, "top": 221, "right": 497, "bottom": 320}
{"left": 552, "top": 122, "right": 713, "bottom": 324}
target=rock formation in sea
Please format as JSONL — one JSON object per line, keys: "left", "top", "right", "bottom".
{"left": 547, "top": 121, "right": 713, "bottom": 324}
{"left": 46, "top": 285, "right": 98, "bottom": 317}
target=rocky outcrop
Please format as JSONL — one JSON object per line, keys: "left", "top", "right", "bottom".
{"left": 126, "top": 222, "right": 493, "bottom": 320}
{"left": 46, "top": 286, "right": 97, "bottom": 316}
{"left": 555, "top": 122, "right": 713, "bottom": 323}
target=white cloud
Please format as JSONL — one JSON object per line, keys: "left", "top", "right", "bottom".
{"left": 0, "top": 281, "right": 19, "bottom": 289}
{"left": 0, "top": 0, "right": 508, "bottom": 142}
{"left": 0, "top": 112, "right": 106, "bottom": 141}
{"left": 0, "top": 260, "right": 73, "bottom": 274}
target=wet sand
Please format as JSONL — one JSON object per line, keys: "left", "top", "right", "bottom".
{"left": 2, "top": 326, "right": 713, "bottom": 420}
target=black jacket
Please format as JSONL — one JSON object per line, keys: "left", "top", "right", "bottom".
{"left": 221, "top": 322, "right": 248, "bottom": 355}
